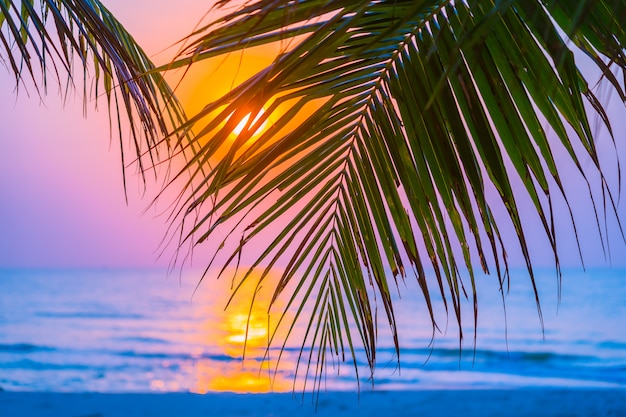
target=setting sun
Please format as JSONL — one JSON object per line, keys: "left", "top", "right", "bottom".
{"left": 232, "top": 108, "right": 268, "bottom": 136}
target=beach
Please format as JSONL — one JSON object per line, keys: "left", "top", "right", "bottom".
{"left": 3, "top": 389, "right": 626, "bottom": 417}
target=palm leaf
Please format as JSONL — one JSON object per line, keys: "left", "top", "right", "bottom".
{"left": 165, "top": 0, "right": 626, "bottom": 388}
{"left": 0, "top": 0, "right": 188, "bottom": 186}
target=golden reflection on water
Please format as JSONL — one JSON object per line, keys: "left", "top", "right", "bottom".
{"left": 181, "top": 269, "right": 296, "bottom": 393}
{"left": 191, "top": 360, "right": 292, "bottom": 393}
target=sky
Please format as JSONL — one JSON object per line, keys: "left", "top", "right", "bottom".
{"left": 0, "top": 0, "right": 209, "bottom": 268}
{"left": 0, "top": 1, "right": 625, "bottom": 269}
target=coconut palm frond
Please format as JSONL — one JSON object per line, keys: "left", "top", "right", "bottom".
{"left": 167, "top": 0, "right": 626, "bottom": 387}
{"left": 0, "top": 0, "right": 187, "bottom": 183}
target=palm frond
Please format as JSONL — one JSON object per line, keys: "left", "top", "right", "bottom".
{"left": 0, "top": 0, "right": 188, "bottom": 185}
{"left": 166, "top": 0, "right": 626, "bottom": 388}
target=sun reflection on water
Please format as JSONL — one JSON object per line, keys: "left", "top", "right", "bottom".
{"left": 163, "top": 269, "right": 297, "bottom": 393}
{"left": 191, "top": 360, "right": 292, "bottom": 393}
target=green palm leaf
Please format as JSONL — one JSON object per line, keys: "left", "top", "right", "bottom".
{"left": 0, "top": 0, "right": 187, "bottom": 185}
{"left": 166, "top": 0, "right": 625, "bottom": 388}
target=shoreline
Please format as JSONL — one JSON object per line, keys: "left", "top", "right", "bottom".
{"left": 2, "top": 388, "right": 625, "bottom": 417}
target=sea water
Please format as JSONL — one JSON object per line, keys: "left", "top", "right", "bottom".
{"left": 0, "top": 267, "right": 624, "bottom": 393}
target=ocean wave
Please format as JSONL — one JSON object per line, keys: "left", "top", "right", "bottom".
{"left": 598, "top": 341, "right": 626, "bottom": 350}
{"left": 114, "top": 336, "right": 171, "bottom": 345}
{"left": 115, "top": 350, "right": 240, "bottom": 362}
{"left": 0, "top": 343, "right": 55, "bottom": 353}
{"left": 0, "top": 343, "right": 251, "bottom": 363}
{"left": 338, "top": 345, "right": 599, "bottom": 367}
{"left": 35, "top": 311, "right": 145, "bottom": 320}
{"left": 0, "top": 359, "right": 92, "bottom": 371}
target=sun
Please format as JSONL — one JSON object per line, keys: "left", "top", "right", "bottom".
{"left": 232, "top": 108, "right": 268, "bottom": 137}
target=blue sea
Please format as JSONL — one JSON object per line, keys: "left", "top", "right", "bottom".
{"left": 0, "top": 267, "right": 624, "bottom": 393}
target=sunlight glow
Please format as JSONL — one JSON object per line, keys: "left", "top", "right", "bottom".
{"left": 232, "top": 108, "right": 268, "bottom": 136}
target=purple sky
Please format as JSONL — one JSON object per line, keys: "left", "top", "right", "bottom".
{"left": 0, "top": 75, "right": 170, "bottom": 268}
{"left": 0, "top": 0, "right": 204, "bottom": 268}
{"left": 0, "top": 2, "right": 624, "bottom": 269}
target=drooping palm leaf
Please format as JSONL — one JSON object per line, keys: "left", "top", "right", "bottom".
{"left": 166, "top": 0, "right": 626, "bottom": 388}
{"left": 0, "top": 0, "right": 187, "bottom": 185}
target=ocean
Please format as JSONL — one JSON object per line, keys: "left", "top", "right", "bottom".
{"left": 0, "top": 267, "right": 624, "bottom": 393}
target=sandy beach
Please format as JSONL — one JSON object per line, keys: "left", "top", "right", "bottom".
{"left": 2, "top": 389, "right": 625, "bottom": 417}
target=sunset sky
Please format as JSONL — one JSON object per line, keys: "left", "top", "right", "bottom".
{"left": 0, "top": 0, "right": 624, "bottom": 269}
